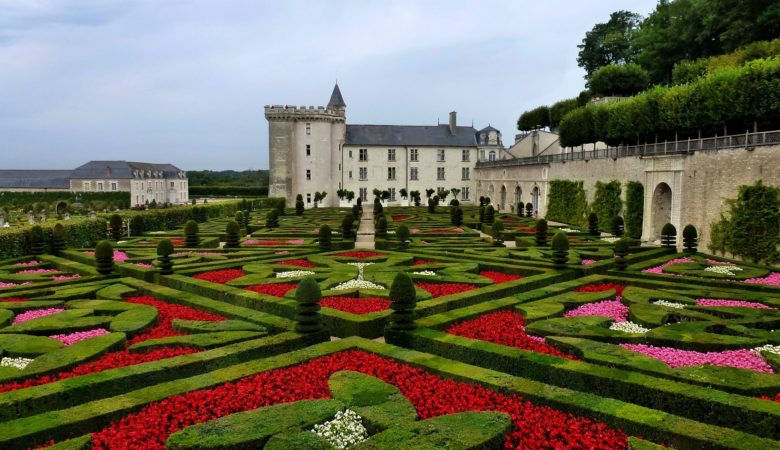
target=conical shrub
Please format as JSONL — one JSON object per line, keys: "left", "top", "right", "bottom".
{"left": 535, "top": 219, "right": 548, "bottom": 246}
{"left": 29, "top": 225, "right": 46, "bottom": 256}
{"left": 387, "top": 272, "right": 417, "bottom": 331}
{"left": 294, "top": 277, "right": 325, "bottom": 334}
{"left": 184, "top": 220, "right": 200, "bottom": 247}
{"left": 661, "top": 223, "right": 677, "bottom": 248}
{"left": 550, "top": 231, "right": 569, "bottom": 268}
{"left": 225, "top": 221, "right": 241, "bottom": 248}
{"left": 157, "top": 239, "right": 174, "bottom": 275}
{"left": 95, "top": 240, "right": 114, "bottom": 275}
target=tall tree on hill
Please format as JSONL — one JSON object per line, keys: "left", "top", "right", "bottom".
{"left": 577, "top": 10, "right": 642, "bottom": 79}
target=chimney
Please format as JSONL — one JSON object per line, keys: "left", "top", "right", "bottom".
{"left": 449, "top": 111, "right": 457, "bottom": 134}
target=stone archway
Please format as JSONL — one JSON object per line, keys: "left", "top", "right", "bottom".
{"left": 651, "top": 182, "right": 672, "bottom": 240}
{"left": 500, "top": 185, "right": 507, "bottom": 212}
{"left": 531, "top": 186, "right": 540, "bottom": 216}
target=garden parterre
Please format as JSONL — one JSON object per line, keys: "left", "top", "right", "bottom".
{"left": 0, "top": 204, "right": 778, "bottom": 449}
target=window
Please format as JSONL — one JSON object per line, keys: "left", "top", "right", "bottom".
{"left": 462, "top": 149, "right": 470, "bottom": 161}
{"left": 437, "top": 149, "right": 445, "bottom": 162}
{"left": 349, "top": 150, "right": 353, "bottom": 158}
{"left": 359, "top": 167, "right": 367, "bottom": 181}
{"left": 461, "top": 167, "right": 470, "bottom": 180}
{"left": 306, "top": 169, "right": 311, "bottom": 180}
{"left": 410, "top": 167, "right": 418, "bottom": 181}
{"left": 389, "top": 188, "right": 396, "bottom": 201}
{"left": 306, "top": 144, "right": 311, "bottom": 156}
{"left": 359, "top": 148, "right": 367, "bottom": 161}
{"left": 410, "top": 149, "right": 418, "bottom": 161}
{"left": 111, "top": 182, "right": 117, "bottom": 192}
{"left": 305, "top": 123, "right": 311, "bottom": 135}
{"left": 388, "top": 148, "right": 396, "bottom": 161}
{"left": 359, "top": 187, "right": 368, "bottom": 201}
{"left": 306, "top": 193, "right": 311, "bottom": 204}
{"left": 480, "top": 150, "right": 485, "bottom": 161}
{"left": 489, "top": 151, "right": 496, "bottom": 161}
{"left": 83, "top": 181, "right": 91, "bottom": 191}
{"left": 170, "top": 181, "right": 174, "bottom": 188}
{"left": 437, "top": 167, "right": 445, "bottom": 180}
{"left": 349, "top": 170, "right": 353, "bottom": 179}
{"left": 388, "top": 167, "right": 396, "bottom": 180}
{"left": 97, "top": 182, "right": 104, "bottom": 192}
{"left": 462, "top": 187, "right": 470, "bottom": 200}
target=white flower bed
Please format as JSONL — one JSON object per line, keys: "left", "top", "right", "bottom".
{"left": 332, "top": 279, "right": 385, "bottom": 291}
{"left": 704, "top": 265, "right": 743, "bottom": 276}
{"left": 609, "top": 321, "right": 650, "bottom": 334}
{"left": 0, "top": 356, "right": 34, "bottom": 370}
{"left": 275, "top": 270, "right": 316, "bottom": 278}
{"left": 601, "top": 237, "right": 620, "bottom": 243}
{"left": 559, "top": 228, "right": 580, "bottom": 233}
{"left": 752, "top": 344, "right": 780, "bottom": 356}
{"left": 652, "top": 300, "right": 687, "bottom": 309}
{"left": 311, "top": 409, "right": 368, "bottom": 449}
{"left": 412, "top": 270, "right": 437, "bottom": 276}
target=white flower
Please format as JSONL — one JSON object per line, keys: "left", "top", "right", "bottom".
{"left": 601, "top": 237, "right": 620, "bottom": 243}
{"left": 332, "top": 279, "right": 385, "bottom": 291}
{"left": 652, "top": 300, "right": 687, "bottom": 309}
{"left": 704, "top": 265, "right": 743, "bottom": 276}
{"left": 311, "top": 409, "right": 368, "bottom": 449}
{"left": 412, "top": 270, "right": 437, "bottom": 276}
{"left": 609, "top": 321, "right": 650, "bottom": 333}
{"left": 752, "top": 344, "right": 780, "bottom": 356}
{"left": 0, "top": 356, "right": 34, "bottom": 370}
{"left": 347, "top": 262, "right": 374, "bottom": 281}
{"left": 559, "top": 228, "right": 580, "bottom": 233}
{"left": 276, "top": 270, "right": 315, "bottom": 278}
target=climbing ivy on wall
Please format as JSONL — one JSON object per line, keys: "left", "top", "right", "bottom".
{"left": 590, "top": 181, "right": 622, "bottom": 232}
{"left": 546, "top": 180, "right": 587, "bottom": 226}
{"left": 625, "top": 181, "right": 644, "bottom": 239}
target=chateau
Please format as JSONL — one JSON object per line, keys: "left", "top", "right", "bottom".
{"left": 265, "top": 84, "right": 503, "bottom": 207}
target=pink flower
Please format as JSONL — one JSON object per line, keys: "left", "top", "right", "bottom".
{"left": 17, "top": 268, "right": 59, "bottom": 274}
{"left": 696, "top": 299, "right": 774, "bottom": 309}
{"left": 411, "top": 228, "right": 420, "bottom": 234}
{"left": 275, "top": 251, "right": 290, "bottom": 255}
{"left": 14, "top": 260, "right": 40, "bottom": 267}
{"left": 82, "top": 250, "right": 128, "bottom": 261}
{"left": 172, "top": 252, "right": 221, "bottom": 257}
{"left": 134, "top": 263, "right": 154, "bottom": 269}
{"left": 0, "top": 282, "right": 31, "bottom": 288}
{"left": 52, "top": 274, "right": 80, "bottom": 281}
{"left": 565, "top": 298, "right": 629, "bottom": 322}
{"left": 706, "top": 259, "right": 735, "bottom": 265}
{"left": 581, "top": 259, "right": 597, "bottom": 265}
{"left": 642, "top": 258, "right": 695, "bottom": 275}
{"left": 50, "top": 328, "right": 110, "bottom": 345}
{"left": 13, "top": 308, "right": 65, "bottom": 324}
{"left": 286, "top": 239, "right": 304, "bottom": 244}
{"left": 621, "top": 344, "right": 774, "bottom": 373}
{"left": 744, "top": 272, "right": 780, "bottom": 286}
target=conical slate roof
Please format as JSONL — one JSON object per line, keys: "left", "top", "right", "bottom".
{"left": 327, "top": 83, "right": 346, "bottom": 108}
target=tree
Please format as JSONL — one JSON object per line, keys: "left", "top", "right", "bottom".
{"left": 451, "top": 206, "right": 463, "bottom": 226}
{"left": 682, "top": 224, "right": 698, "bottom": 254}
{"left": 550, "top": 232, "right": 569, "bottom": 268}
{"left": 387, "top": 272, "right": 417, "bottom": 331}
{"left": 661, "top": 223, "right": 677, "bottom": 248}
{"left": 319, "top": 225, "right": 332, "bottom": 251}
{"left": 157, "top": 239, "right": 174, "bottom": 275}
{"left": 234, "top": 211, "right": 245, "bottom": 232}
{"left": 95, "top": 240, "right": 114, "bottom": 275}
{"left": 129, "top": 215, "right": 144, "bottom": 235}
{"left": 589, "top": 63, "right": 650, "bottom": 97}
{"left": 266, "top": 209, "right": 279, "bottom": 228}
{"left": 427, "top": 198, "right": 436, "bottom": 214}
{"left": 577, "top": 10, "right": 642, "bottom": 79}
{"left": 525, "top": 202, "right": 533, "bottom": 218}
{"left": 52, "top": 223, "right": 66, "bottom": 255}
{"left": 341, "top": 214, "right": 354, "bottom": 239}
{"left": 491, "top": 220, "right": 504, "bottom": 246}
{"left": 517, "top": 105, "right": 550, "bottom": 131}
{"left": 591, "top": 180, "right": 623, "bottom": 232}
{"left": 450, "top": 188, "right": 460, "bottom": 200}
{"left": 224, "top": 221, "right": 241, "bottom": 248}
{"left": 484, "top": 205, "right": 495, "bottom": 224}
{"left": 625, "top": 182, "right": 644, "bottom": 239}
{"left": 295, "top": 277, "right": 325, "bottom": 334}
{"left": 345, "top": 191, "right": 355, "bottom": 202}
{"left": 399, "top": 188, "right": 408, "bottom": 199}
{"left": 295, "top": 194, "right": 304, "bottom": 215}
{"left": 375, "top": 216, "right": 387, "bottom": 239}
{"left": 611, "top": 216, "right": 625, "bottom": 237}
{"left": 550, "top": 98, "right": 579, "bottom": 129}
{"left": 535, "top": 219, "right": 548, "bottom": 246}
{"left": 109, "top": 214, "right": 123, "bottom": 241}
{"left": 184, "top": 220, "right": 200, "bottom": 247}
{"left": 425, "top": 188, "right": 435, "bottom": 199}
{"left": 397, "top": 224, "right": 410, "bottom": 248}
{"left": 588, "top": 212, "right": 600, "bottom": 236}
{"left": 613, "top": 237, "right": 631, "bottom": 270}
{"left": 726, "top": 181, "right": 779, "bottom": 263}
{"left": 410, "top": 190, "right": 421, "bottom": 206}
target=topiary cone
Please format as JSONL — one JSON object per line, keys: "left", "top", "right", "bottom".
{"left": 682, "top": 224, "right": 697, "bottom": 254}
{"left": 661, "top": 223, "right": 677, "bottom": 248}
{"left": 294, "top": 277, "right": 325, "bottom": 334}
{"left": 588, "top": 212, "right": 599, "bottom": 236}
{"left": 95, "top": 240, "right": 114, "bottom": 275}
{"left": 318, "top": 224, "right": 332, "bottom": 251}
{"left": 184, "top": 220, "right": 200, "bottom": 247}
{"left": 613, "top": 237, "right": 631, "bottom": 270}
{"left": 109, "top": 214, "right": 123, "bottom": 241}
{"left": 29, "top": 225, "right": 46, "bottom": 256}
{"left": 225, "top": 221, "right": 241, "bottom": 248}
{"left": 52, "top": 223, "right": 67, "bottom": 255}
{"left": 157, "top": 239, "right": 174, "bottom": 275}
{"left": 387, "top": 272, "right": 417, "bottom": 331}
{"left": 550, "top": 231, "right": 569, "bottom": 268}
{"left": 535, "top": 219, "right": 548, "bottom": 246}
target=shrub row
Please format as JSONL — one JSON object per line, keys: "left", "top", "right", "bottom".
{"left": 189, "top": 186, "right": 268, "bottom": 197}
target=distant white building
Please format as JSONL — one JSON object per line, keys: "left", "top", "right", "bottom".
{"left": 264, "top": 84, "right": 502, "bottom": 207}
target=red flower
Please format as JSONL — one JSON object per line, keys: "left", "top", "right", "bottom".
{"left": 760, "top": 393, "right": 780, "bottom": 403}
{"left": 391, "top": 215, "right": 410, "bottom": 221}
{"left": 244, "top": 283, "right": 298, "bottom": 298}
{"left": 446, "top": 310, "right": 578, "bottom": 360}
{"left": 246, "top": 240, "right": 283, "bottom": 246}
{"left": 125, "top": 296, "right": 225, "bottom": 345}
{"left": 277, "top": 259, "right": 316, "bottom": 268}
{"left": 193, "top": 269, "right": 246, "bottom": 284}
{"left": 573, "top": 282, "right": 625, "bottom": 296}
{"left": 88, "top": 350, "right": 626, "bottom": 450}
{"left": 170, "top": 238, "right": 185, "bottom": 247}
{"left": 320, "top": 296, "right": 392, "bottom": 314}
{"left": 334, "top": 251, "right": 387, "bottom": 259}
{"left": 0, "top": 297, "right": 28, "bottom": 302}
{"left": 412, "top": 259, "right": 441, "bottom": 266}
{"left": 479, "top": 271, "right": 522, "bottom": 284}
{"left": 415, "top": 282, "right": 477, "bottom": 298}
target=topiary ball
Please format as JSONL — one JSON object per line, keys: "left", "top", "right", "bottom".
{"left": 535, "top": 219, "right": 548, "bottom": 246}
{"left": 95, "top": 240, "right": 114, "bottom": 275}
{"left": 319, "top": 224, "right": 332, "bottom": 250}
{"left": 388, "top": 272, "right": 417, "bottom": 331}
{"left": 157, "top": 239, "right": 174, "bottom": 257}
{"left": 294, "top": 277, "right": 324, "bottom": 334}
{"left": 550, "top": 231, "right": 569, "bottom": 268}
{"left": 682, "top": 224, "right": 698, "bottom": 253}
{"left": 661, "top": 223, "right": 677, "bottom": 248}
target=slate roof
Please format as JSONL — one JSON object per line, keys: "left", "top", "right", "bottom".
{"left": 327, "top": 83, "right": 346, "bottom": 109}
{"left": 0, "top": 170, "right": 72, "bottom": 189}
{"left": 478, "top": 125, "right": 500, "bottom": 134}
{"left": 71, "top": 161, "right": 182, "bottom": 179}
{"left": 345, "top": 124, "right": 479, "bottom": 147}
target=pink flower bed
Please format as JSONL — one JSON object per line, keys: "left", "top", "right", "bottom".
{"left": 13, "top": 308, "right": 65, "bottom": 324}
{"left": 0, "top": 282, "right": 31, "bottom": 288}
{"left": 581, "top": 259, "right": 597, "bottom": 265}
{"left": 274, "top": 251, "right": 290, "bottom": 255}
{"left": 14, "top": 260, "right": 40, "bottom": 266}
{"left": 744, "top": 272, "right": 780, "bottom": 286}
{"left": 411, "top": 228, "right": 421, "bottom": 234}
{"left": 50, "top": 328, "right": 110, "bottom": 345}
{"left": 172, "top": 252, "right": 221, "bottom": 257}
{"left": 696, "top": 299, "right": 774, "bottom": 309}
{"left": 620, "top": 344, "right": 774, "bottom": 373}
{"left": 52, "top": 274, "right": 80, "bottom": 281}
{"left": 706, "top": 259, "right": 735, "bottom": 265}
{"left": 82, "top": 250, "right": 128, "bottom": 261}
{"left": 641, "top": 257, "right": 694, "bottom": 275}
{"left": 17, "top": 268, "right": 58, "bottom": 274}
{"left": 134, "top": 263, "right": 154, "bottom": 269}
{"left": 564, "top": 299, "right": 629, "bottom": 322}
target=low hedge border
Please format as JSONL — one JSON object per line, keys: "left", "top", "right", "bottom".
{"left": 0, "top": 337, "right": 776, "bottom": 449}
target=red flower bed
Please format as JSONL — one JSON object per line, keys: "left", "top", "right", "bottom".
{"left": 573, "top": 282, "right": 626, "bottom": 296}
{"left": 171, "top": 238, "right": 185, "bottom": 247}
{"left": 244, "top": 283, "right": 298, "bottom": 298}
{"left": 0, "top": 296, "right": 224, "bottom": 394}
{"left": 0, "top": 297, "right": 27, "bottom": 302}
{"left": 479, "top": 271, "right": 523, "bottom": 284}
{"left": 90, "top": 350, "right": 626, "bottom": 450}
{"left": 245, "top": 240, "right": 283, "bottom": 246}
{"left": 446, "top": 310, "right": 578, "bottom": 360}
{"left": 515, "top": 225, "right": 537, "bottom": 232}
{"left": 761, "top": 393, "right": 780, "bottom": 403}
{"left": 391, "top": 215, "right": 410, "bottom": 221}
{"left": 320, "top": 296, "right": 392, "bottom": 314}
{"left": 334, "top": 251, "right": 387, "bottom": 258}
{"left": 502, "top": 216, "right": 520, "bottom": 222}
{"left": 413, "top": 258, "right": 441, "bottom": 266}
{"left": 415, "top": 282, "right": 477, "bottom": 298}
{"left": 192, "top": 269, "right": 246, "bottom": 284}
{"left": 277, "top": 259, "right": 316, "bottom": 268}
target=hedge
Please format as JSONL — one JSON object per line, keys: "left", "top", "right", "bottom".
{"left": 189, "top": 186, "right": 268, "bottom": 197}
{"left": 0, "top": 192, "right": 129, "bottom": 210}
{"left": 590, "top": 180, "right": 622, "bottom": 232}
{"left": 546, "top": 180, "right": 587, "bottom": 226}
{"left": 0, "top": 219, "right": 107, "bottom": 260}
{"left": 624, "top": 181, "right": 644, "bottom": 239}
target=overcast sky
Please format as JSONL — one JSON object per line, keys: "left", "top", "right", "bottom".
{"left": 1, "top": 0, "right": 658, "bottom": 171}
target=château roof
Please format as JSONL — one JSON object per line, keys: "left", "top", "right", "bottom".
{"left": 71, "top": 161, "right": 183, "bottom": 179}
{"left": 345, "top": 124, "right": 479, "bottom": 147}
{"left": 327, "top": 83, "right": 346, "bottom": 109}
{"left": 478, "top": 125, "right": 500, "bottom": 134}
{"left": 0, "top": 170, "right": 72, "bottom": 189}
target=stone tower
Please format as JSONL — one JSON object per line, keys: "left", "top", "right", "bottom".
{"left": 264, "top": 84, "right": 346, "bottom": 207}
